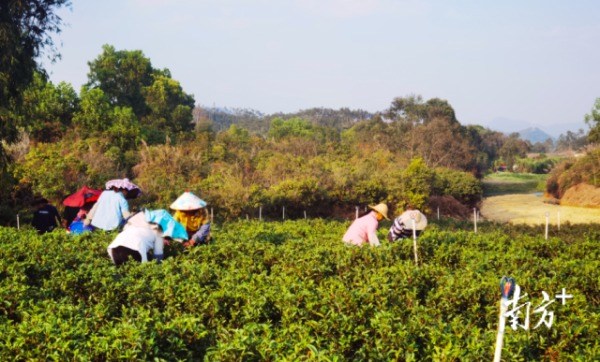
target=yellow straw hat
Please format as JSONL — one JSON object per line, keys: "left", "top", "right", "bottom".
{"left": 368, "top": 203, "right": 389, "bottom": 220}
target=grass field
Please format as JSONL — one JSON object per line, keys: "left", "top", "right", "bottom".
{"left": 481, "top": 180, "right": 546, "bottom": 194}
{"left": 1, "top": 219, "right": 599, "bottom": 360}
{"left": 482, "top": 173, "right": 548, "bottom": 194}
{"left": 484, "top": 173, "right": 549, "bottom": 182}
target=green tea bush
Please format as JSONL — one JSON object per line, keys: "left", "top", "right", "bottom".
{"left": 1, "top": 219, "right": 599, "bottom": 361}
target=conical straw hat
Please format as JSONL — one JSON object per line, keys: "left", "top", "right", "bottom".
{"left": 368, "top": 203, "right": 389, "bottom": 220}
{"left": 400, "top": 210, "right": 428, "bottom": 230}
{"left": 170, "top": 191, "right": 207, "bottom": 211}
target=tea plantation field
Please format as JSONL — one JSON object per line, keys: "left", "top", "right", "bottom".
{"left": 1, "top": 219, "right": 599, "bottom": 361}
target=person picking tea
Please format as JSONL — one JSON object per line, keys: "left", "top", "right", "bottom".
{"left": 342, "top": 203, "right": 389, "bottom": 247}
{"left": 171, "top": 191, "right": 211, "bottom": 247}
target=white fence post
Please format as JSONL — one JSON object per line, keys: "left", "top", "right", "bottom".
{"left": 412, "top": 218, "right": 418, "bottom": 265}
{"left": 211, "top": 208, "right": 213, "bottom": 223}
{"left": 474, "top": 208, "right": 477, "bottom": 233}
{"left": 545, "top": 212, "right": 550, "bottom": 240}
{"left": 17, "top": 214, "right": 20, "bottom": 230}
{"left": 304, "top": 210, "right": 307, "bottom": 219}
{"left": 283, "top": 206, "right": 285, "bottom": 220}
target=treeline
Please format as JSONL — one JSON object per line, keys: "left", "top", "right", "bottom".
{"left": 1, "top": 46, "right": 496, "bottom": 225}
{"left": 194, "top": 106, "right": 374, "bottom": 135}
{"left": 3, "top": 43, "right": 597, "bottom": 225}
{"left": 195, "top": 101, "right": 589, "bottom": 174}
{"left": 529, "top": 129, "right": 588, "bottom": 154}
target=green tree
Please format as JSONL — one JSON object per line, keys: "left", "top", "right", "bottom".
{"left": 142, "top": 74, "right": 195, "bottom": 133}
{"left": 86, "top": 46, "right": 196, "bottom": 135}
{"left": 1, "top": 0, "right": 69, "bottom": 168}
{"left": 384, "top": 94, "right": 458, "bottom": 125}
{"left": 73, "top": 87, "right": 113, "bottom": 132}
{"left": 266, "top": 117, "right": 339, "bottom": 146}
{"left": 402, "top": 157, "right": 435, "bottom": 211}
{"left": 498, "top": 139, "right": 528, "bottom": 170}
{"left": 107, "top": 107, "right": 140, "bottom": 150}
{"left": 226, "top": 124, "right": 250, "bottom": 147}
{"left": 386, "top": 157, "right": 435, "bottom": 212}
{"left": 19, "top": 73, "right": 79, "bottom": 142}
{"left": 17, "top": 145, "right": 90, "bottom": 202}
{"left": 267, "top": 118, "right": 314, "bottom": 141}
{"left": 85, "top": 45, "right": 153, "bottom": 116}
{"left": 585, "top": 97, "right": 600, "bottom": 144}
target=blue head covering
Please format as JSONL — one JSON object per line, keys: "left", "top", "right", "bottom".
{"left": 144, "top": 209, "right": 189, "bottom": 240}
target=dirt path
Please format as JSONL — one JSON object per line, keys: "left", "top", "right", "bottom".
{"left": 480, "top": 194, "right": 600, "bottom": 225}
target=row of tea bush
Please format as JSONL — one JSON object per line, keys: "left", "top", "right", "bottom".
{"left": 0, "top": 219, "right": 599, "bottom": 360}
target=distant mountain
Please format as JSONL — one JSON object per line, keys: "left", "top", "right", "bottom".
{"left": 518, "top": 127, "right": 554, "bottom": 144}
{"left": 482, "top": 117, "right": 589, "bottom": 139}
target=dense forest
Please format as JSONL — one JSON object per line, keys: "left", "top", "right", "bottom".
{"left": 1, "top": 43, "right": 597, "bottom": 226}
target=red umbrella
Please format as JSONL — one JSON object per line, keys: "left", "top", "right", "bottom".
{"left": 63, "top": 186, "right": 103, "bottom": 207}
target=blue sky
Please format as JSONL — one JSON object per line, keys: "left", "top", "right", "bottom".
{"left": 47, "top": 0, "right": 600, "bottom": 129}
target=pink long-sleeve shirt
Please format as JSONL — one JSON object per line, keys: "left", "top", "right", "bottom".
{"left": 342, "top": 212, "right": 379, "bottom": 246}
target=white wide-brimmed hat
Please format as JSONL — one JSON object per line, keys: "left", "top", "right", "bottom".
{"left": 170, "top": 191, "right": 207, "bottom": 211}
{"left": 368, "top": 203, "right": 389, "bottom": 220}
{"left": 105, "top": 178, "right": 141, "bottom": 199}
{"left": 400, "top": 210, "right": 428, "bottom": 230}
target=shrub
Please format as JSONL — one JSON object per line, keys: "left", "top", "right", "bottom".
{"left": 433, "top": 168, "right": 481, "bottom": 205}
{"left": 546, "top": 151, "right": 600, "bottom": 198}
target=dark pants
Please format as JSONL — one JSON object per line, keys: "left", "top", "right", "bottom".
{"left": 111, "top": 246, "right": 142, "bottom": 266}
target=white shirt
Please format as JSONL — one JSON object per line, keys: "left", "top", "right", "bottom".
{"left": 107, "top": 226, "right": 164, "bottom": 263}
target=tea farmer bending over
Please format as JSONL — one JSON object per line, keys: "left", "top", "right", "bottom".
{"left": 342, "top": 203, "right": 389, "bottom": 247}
{"left": 108, "top": 225, "right": 163, "bottom": 266}
{"left": 106, "top": 209, "right": 187, "bottom": 266}
{"left": 387, "top": 206, "right": 428, "bottom": 242}
{"left": 84, "top": 179, "right": 141, "bottom": 231}
{"left": 171, "top": 191, "right": 211, "bottom": 247}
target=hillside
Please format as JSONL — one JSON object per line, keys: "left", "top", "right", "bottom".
{"left": 546, "top": 150, "right": 600, "bottom": 207}
{"left": 484, "top": 117, "right": 587, "bottom": 139}
{"left": 518, "top": 127, "right": 554, "bottom": 143}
